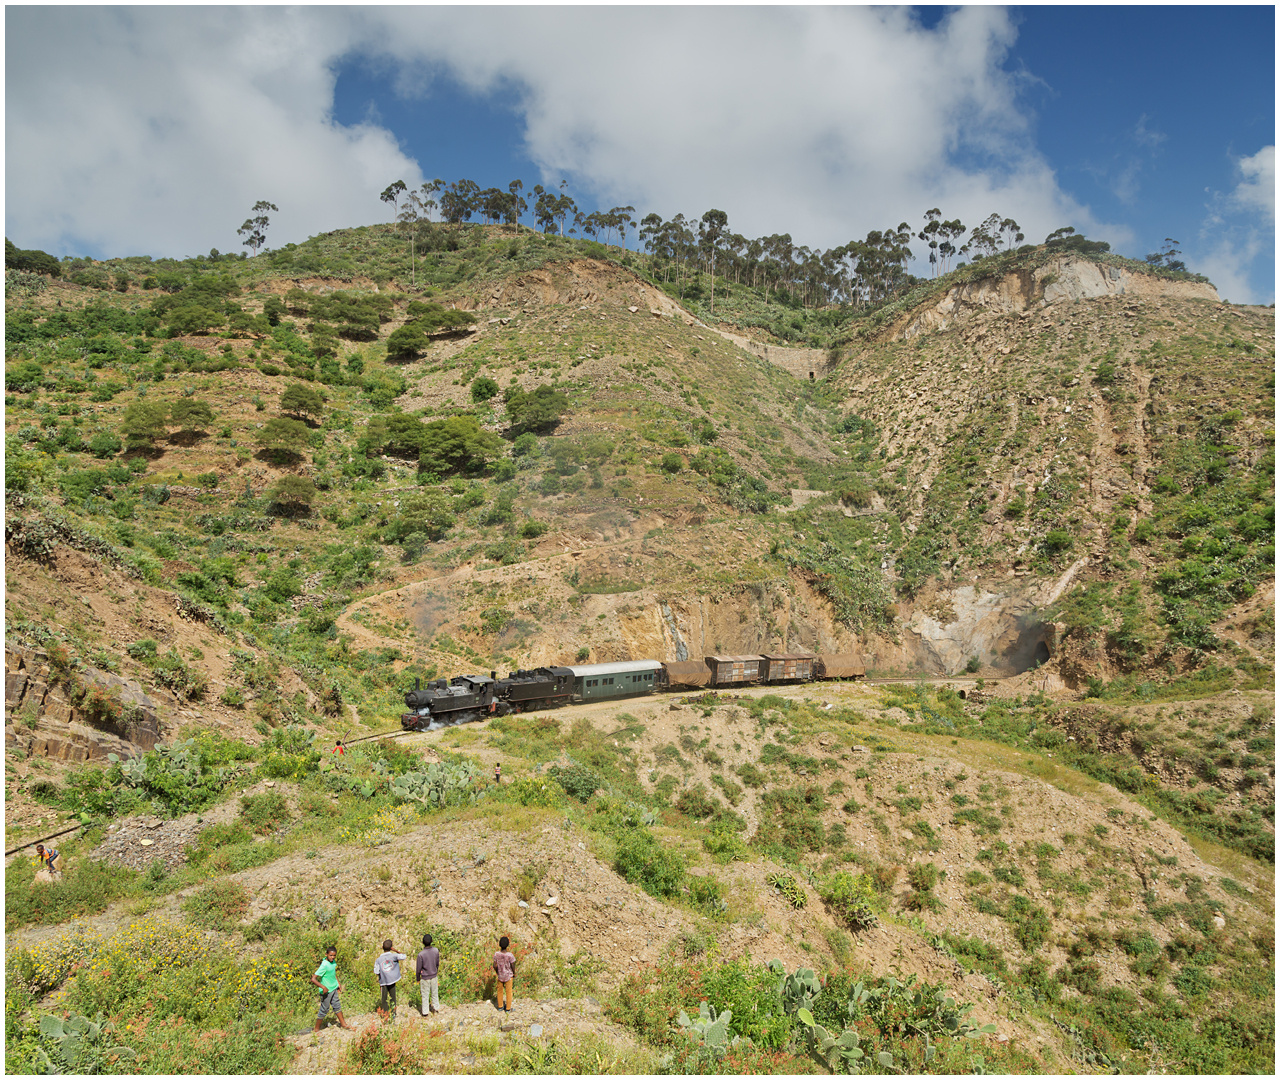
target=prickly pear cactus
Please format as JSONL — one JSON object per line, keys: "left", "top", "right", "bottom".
{"left": 774, "top": 962, "right": 822, "bottom": 1015}
{"left": 676, "top": 1000, "right": 740, "bottom": 1058}
{"left": 38, "top": 1012, "right": 135, "bottom": 1070}
{"left": 391, "top": 760, "right": 481, "bottom": 808}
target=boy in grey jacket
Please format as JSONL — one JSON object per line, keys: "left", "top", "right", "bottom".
{"left": 374, "top": 939, "right": 409, "bottom": 1018}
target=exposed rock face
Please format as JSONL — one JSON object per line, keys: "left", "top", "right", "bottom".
{"left": 5, "top": 644, "right": 164, "bottom": 762}
{"left": 903, "top": 586, "right": 1056, "bottom": 676}
{"left": 895, "top": 560, "right": 1085, "bottom": 676}
{"left": 893, "top": 255, "right": 1219, "bottom": 341}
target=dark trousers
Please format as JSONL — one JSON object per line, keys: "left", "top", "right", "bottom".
{"left": 380, "top": 982, "right": 398, "bottom": 1011}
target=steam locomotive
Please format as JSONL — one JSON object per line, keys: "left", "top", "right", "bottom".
{"left": 400, "top": 653, "right": 863, "bottom": 731}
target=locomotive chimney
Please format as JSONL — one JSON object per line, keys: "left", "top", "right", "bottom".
{"left": 415, "top": 678, "right": 420, "bottom": 690}
{"left": 491, "top": 670, "right": 497, "bottom": 680}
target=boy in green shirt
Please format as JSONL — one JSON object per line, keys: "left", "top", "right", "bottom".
{"left": 311, "top": 945, "right": 353, "bottom": 1031}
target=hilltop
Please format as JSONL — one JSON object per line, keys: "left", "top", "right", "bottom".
{"left": 4, "top": 226, "right": 1274, "bottom": 1073}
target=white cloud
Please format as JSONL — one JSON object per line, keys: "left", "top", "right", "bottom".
{"left": 6, "top": 8, "right": 420, "bottom": 258}
{"left": 373, "top": 6, "right": 1115, "bottom": 256}
{"left": 1194, "top": 234, "right": 1269, "bottom": 306}
{"left": 1228, "top": 146, "right": 1275, "bottom": 226}
{"left": 1192, "top": 145, "right": 1275, "bottom": 305}
{"left": 6, "top": 7, "right": 1121, "bottom": 265}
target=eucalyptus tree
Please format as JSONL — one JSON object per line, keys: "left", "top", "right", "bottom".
{"left": 533, "top": 185, "right": 558, "bottom": 233}
{"left": 999, "top": 217, "right": 1025, "bottom": 249}
{"left": 937, "top": 219, "right": 966, "bottom": 273}
{"left": 478, "top": 187, "right": 506, "bottom": 225}
{"left": 552, "top": 184, "right": 578, "bottom": 238}
{"left": 578, "top": 211, "right": 602, "bottom": 242}
{"left": 505, "top": 180, "right": 527, "bottom": 227}
{"left": 609, "top": 205, "right": 636, "bottom": 249}
{"left": 380, "top": 181, "right": 407, "bottom": 219}
{"left": 761, "top": 233, "right": 794, "bottom": 302}
{"left": 639, "top": 211, "right": 665, "bottom": 253}
{"left": 1145, "top": 237, "right": 1185, "bottom": 271}
{"left": 745, "top": 237, "right": 764, "bottom": 288}
{"left": 968, "top": 213, "right": 1002, "bottom": 258}
{"left": 440, "top": 179, "right": 480, "bottom": 223}
{"left": 917, "top": 208, "right": 942, "bottom": 277}
{"left": 237, "top": 200, "right": 278, "bottom": 255}
{"left": 723, "top": 232, "right": 747, "bottom": 283}
{"left": 397, "top": 191, "right": 427, "bottom": 285}
{"left": 421, "top": 179, "right": 444, "bottom": 221}
{"left": 698, "top": 208, "right": 728, "bottom": 313}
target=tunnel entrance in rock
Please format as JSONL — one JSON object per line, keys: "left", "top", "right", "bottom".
{"left": 1000, "top": 620, "right": 1056, "bottom": 674}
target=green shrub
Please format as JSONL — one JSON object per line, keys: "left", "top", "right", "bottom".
{"left": 502, "top": 775, "right": 567, "bottom": 808}
{"left": 260, "top": 725, "right": 320, "bottom": 779}
{"left": 1040, "top": 529, "right": 1074, "bottom": 557}
{"left": 186, "top": 822, "right": 253, "bottom": 864}
{"left": 703, "top": 824, "right": 748, "bottom": 864}
{"left": 613, "top": 828, "right": 685, "bottom": 898}
{"left": 674, "top": 784, "right": 720, "bottom": 820}
{"left": 88, "top": 431, "right": 123, "bottom": 458}
{"left": 700, "top": 959, "right": 795, "bottom": 1049}
{"left": 1008, "top": 894, "right": 1051, "bottom": 951}
{"left": 470, "top": 376, "right": 499, "bottom": 402}
{"left": 5, "top": 856, "right": 136, "bottom": 930}
{"left": 686, "top": 875, "right": 726, "bottom": 917}
{"left": 239, "top": 791, "right": 291, "bottom": 834}
{"left": 757, "top": 784, "right": 827, "bottom": 852}
{"left": 546, "top": 762, "right": 601, "bottom": 802}
{"left": 821, "top": 870, "right": 879, "bottom": 930}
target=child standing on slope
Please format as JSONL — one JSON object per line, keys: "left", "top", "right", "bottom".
{"left": 375, "top": 939, "right": 409, "bottom": 1019}
{"left": 416, "top": 933, "right": 443, "bottom": 1015}
{"left": 493, "top": 936, "right": 516, "bottom": 1013}
{"left": 311, "top": 945, "right": 353, "bottom": 1031}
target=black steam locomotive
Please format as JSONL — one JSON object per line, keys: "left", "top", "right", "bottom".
{"left": 401, "top": 667, "right": 575, "bottom": 730}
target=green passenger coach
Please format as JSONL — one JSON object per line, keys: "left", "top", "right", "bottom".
{"left": 568, "top": 660, "right": 663, "bottom": 702}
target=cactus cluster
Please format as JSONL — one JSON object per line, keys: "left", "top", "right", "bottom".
{"left": 107, "top": 751, "right": 148, "bottom": 785}
{"left": 676, "top": 1000, "right": 741, "bottom": 1058}
{"left": 390, "top": 760, "right": 482, "bottom": 807}
{"left": 771, "top": 961, "right": 892, "bottom": 1073}
{"left": 775, "top": 964, "right": 877, "bottom": 1071}
{"left": 769, "top": 962, "right": 998, "bottom": 1072}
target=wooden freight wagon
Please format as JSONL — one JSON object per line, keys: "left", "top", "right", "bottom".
{"left": 662, "top": 660, "right": 713, "bottom": 688}
{"left": 815, "top": 654, "right": 865, "bottom": 679}
{"left": 704, "top": 655, "right": 764, "bottom": 686}
{"left": 760, "top": 653, "right": 816, "bottom": 682}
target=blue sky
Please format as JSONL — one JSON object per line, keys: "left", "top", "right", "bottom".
{"left": 7, "top": 6, "right": 1274, "bottom": 302}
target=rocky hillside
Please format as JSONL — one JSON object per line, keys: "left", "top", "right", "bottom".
{"left": 4, "top": 230, "right": 1273, "bottom": 1074}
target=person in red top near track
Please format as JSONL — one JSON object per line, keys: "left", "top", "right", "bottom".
{"left": 493, "top": 936, "right": 516, "bottom": 1013}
